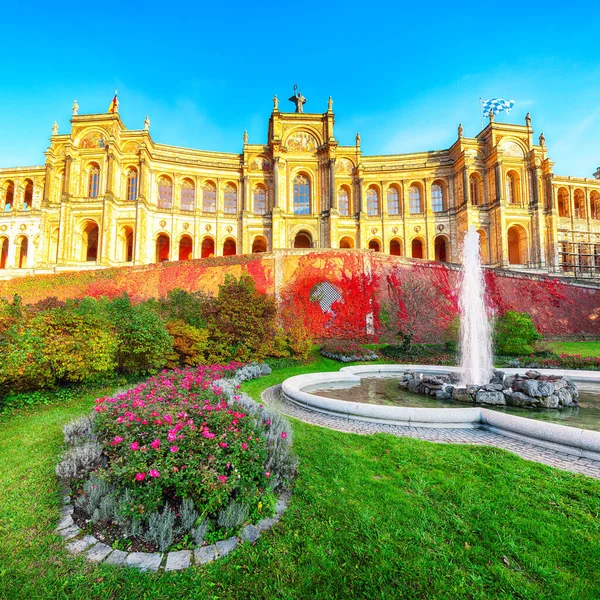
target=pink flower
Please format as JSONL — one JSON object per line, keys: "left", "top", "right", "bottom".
{"left": 150, "top": 439, "right": 161, "bottom": 450}
{"left": 113, "top": 436, "right": 123, "bottom": 444}
{"left": 170, "top": 446, "right": 179, "bottom": 453}
{"left": 130, "top": 441, "right": 140, "bottom": 451}
{"left": 217, "top": 475, "right": 228, "bottom": 484}
{"left": 135, "top": 472, "right": 146, "bottom": 481}
{"left": 241, "top": 442, "right": 248, "bottom": 450}
{"left": 265, "top": 472, "right": 271, "bottom": 478}
{"left": 281, "top": 431, "right": 287, "bottom": 439}
{"left": 219, "top": 442, "right": 229, "bottom": 448}
{"left": 149, "top": 469, "right": 160, "bottom": 478}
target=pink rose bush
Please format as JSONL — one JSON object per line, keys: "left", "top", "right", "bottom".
{"left": 58, "top": 361, "right": 297, "bottom": 552}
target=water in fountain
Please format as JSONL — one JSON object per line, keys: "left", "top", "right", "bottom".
{"left": 458, "top": 227, "right": 493, "bottom": 385}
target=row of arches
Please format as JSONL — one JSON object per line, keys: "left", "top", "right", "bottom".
{"left": 2, "top": 179, "right": 34, "bottom": 211}
{"left": 0, "top": 235, "right": 28, "bottom": 268}
{"left": 157, "top": 177, "right": 238, "bottom": 213}
{"left": 557, "top": 187, "right": 600, "bottom": 219}
{"left": 154, "top": 234, "right": 237, "bottom": 262}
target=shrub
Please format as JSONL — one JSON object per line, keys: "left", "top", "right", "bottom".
{"left": 159, "top": 288, "right": 211, "bottom": 329}
{"left": 494, "top": 311, "right": 542, "bottom": 356}
{"left": 106, "top": 295, "right": 173, "bottom": 374}
{"left": 56, "top": 442, "right": 105, "bottom": 480}
{"left": 63, "top": 415, "right": 96, "bottom": 446}
{"left": 165, "top": 320, "right": 211, "bottom": 368}
{"left": 444, "top": 316, "right": 460, "bottom": 352}
{"left": 320, "top": 340, "right": 379, "bottom": 363}
{"left": 62, "top": 362, "right": 296, "bottom": 552}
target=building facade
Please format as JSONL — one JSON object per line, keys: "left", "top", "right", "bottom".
{"left": 1, "top": 97, "right": 600, "bottom": 278}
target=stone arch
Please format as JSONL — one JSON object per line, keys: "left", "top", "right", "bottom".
{"left": 3, "top": 179, "right": 14, "bottom": 212}
{"left": 389, "top": 237, "right": 403, "bottom": 256}
{"left": 16, "top": 235, "right": 28, "bottom": 268}
{"left": 434, "top": 235, "right": 449, "bottom": 262}
{"left": 23, "top": 179, "right": 33, "bottom": 210}
{"left": 499, "top": 138, "right": 527, "bottom": 158}
{"left": 252, "top": 235, "right": 268, "bottom": 253}
{"left": 408, "top": 182, "right": 424, "bottom": 214}
{"left": 411, "top": 237, "right": 425, "bottom": 259}
{"left": 557, "top": 187, "right": 569, "bottom": 217}
{"left": 201, "top": 236, "right": 215, "bottom": 258}
{"left": 156, "top": 233, "right": 170, "bottom": 262}
{"left": 223, "top": 237, "right": 237, "bottom": 256}
{"left": 178, "top": 234, "right": 193, "bottom": 261}
{"left": 81, "top": 220, "right": 99, "bottom": 262}
{"left": 339, "top": 236, "right": 354, "bottom": 249}
{"left": 591, "top": 191, "right": 600, "bottom": 220}
{"left": 368, "top": 238, "right": 381, "bottom": 252}
{"left": 76, "top": 128, "right": 109, "bottom": 149}
{"left": 507, "top": 224, "right": 528, "bottom": 265}
{"left": 119, "top": 225, "right": 134, "bottom": 262}
{"left": 574, "top": 189, "right": 586, "bottom": 219}
{"left": 0, "top": 236, "right": 8, "bottom": 268}
{"left": 477, "top": 229, "right": 489, "bottom": 264}
{"left": 284, "top": 128, "right": 321, "bottom": 151}
{"left": 294, "top": 230, "right": 313, "bottom": 249}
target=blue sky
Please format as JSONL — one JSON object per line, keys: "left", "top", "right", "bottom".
{"left": 1, "top": 1, "right": 599, "bottom": 177}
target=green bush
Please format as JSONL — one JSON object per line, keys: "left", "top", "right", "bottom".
{"left": 494, "top": 310, "right": 542, "bottom": 356}
{"left": 159, "top": 289, "right": 211, "bottom": 329}
{"left": 106, "top": 295, "right": 173, "bottom": 374}
{"left": 444, "top": 316, "right": 459, "bottom": 352}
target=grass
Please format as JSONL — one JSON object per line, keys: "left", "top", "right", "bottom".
{"left": 1, "top": 354, "right": 600, "bottom": 599}
{"left": 547, "top": 341, "right": 600, "bottom": 358}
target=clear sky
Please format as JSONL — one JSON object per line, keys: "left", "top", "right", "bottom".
{"left": 1, "top": 0, "right": 599, "bottom": 178}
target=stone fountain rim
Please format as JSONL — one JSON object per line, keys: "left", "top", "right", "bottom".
{"left": 281, "top": 364, "right": 600, "bottom": 461}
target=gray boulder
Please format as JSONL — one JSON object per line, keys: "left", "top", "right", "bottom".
{"left": 539, "top": 395, "right": 560, "bottom": 409}
{"left": 475, "top": 390, "right": 506, "bottom": 405}
{"left": 537, "top": 381, "right": 555, "bottom": 397}
{"left": 514, "top": 378, "right": 541, "bottom": 398}
{"left": 452, "top": 387, "right": 471, "bottom": 403}
{"left": 506, "top": 392, "right": 539, "bottom": 407}
{"left": 525, "top": 370, "right": 541, "bottom": 379}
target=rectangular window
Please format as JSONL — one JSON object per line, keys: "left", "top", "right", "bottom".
{"left": 181, "top": 187, "right": 195, "bottom": 211}
{"left": 224, "top": 190, "right": 237, "bottom": 214}
{"left": 338, "top": 190, "right": 349, "bottom": 216}
{"left": 203, "top": 188, "right": 216, "bottom": 213}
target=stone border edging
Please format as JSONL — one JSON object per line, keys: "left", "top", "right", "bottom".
{"left": 281, "top": 364, "right": 600, "bottom": 461}
{"left": 55, "top": 488, "right": 291, "bottom": 572}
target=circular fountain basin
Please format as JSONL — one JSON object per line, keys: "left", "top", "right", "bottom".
{"left": 282, "top": 365, "right": 600, "bottom": 461}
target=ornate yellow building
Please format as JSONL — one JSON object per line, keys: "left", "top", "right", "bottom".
{"left": 1, "top": 96, "right": 600, "bottom": 278}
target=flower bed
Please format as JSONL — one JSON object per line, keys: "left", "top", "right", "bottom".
{"left": 503, "top": 353, "right": 600, "bottom": 371}
{"left": 319, "top": 340, "right": 379, "bottom": 363}
{"left": 56, "top": 362, "right": 297, "bottom": 554}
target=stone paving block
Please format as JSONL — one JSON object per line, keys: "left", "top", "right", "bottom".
{"left": 66, "top": 535, "right": 98, "bottom": 554}
{"left": 61, "top": 505, "right": 74, "bottom": 517}
{"left": 55, "top": 514, "right": 75, "bottom": 531}
{"left": 126, "top": 552, "right": 163, "bottom": 572}
{"left": 58, "top": 524, "right": 81, "bottom": 539}
{"left": 86, "top": 543, "right": 113, "bottom": 563}
{"left": 240, "top": 524, "right": 260, "bottom": 544}
{"left": 165, "top": 550, "right": 191, "bottom": 571}
{"left": 256, "top": 516, "right": 278, "bottom": 531}
{"left": 215, "top": 537, "right": 237, "bottom": 557}
{"left": 194, "top": 545, "right": 217, "bottom": 565}
{"left": 104, "top": 549, "right": 128, "bottom": 566}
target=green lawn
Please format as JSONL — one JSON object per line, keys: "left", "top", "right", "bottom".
{"left": 1, "top": 356, "right": 600, "bottom": 599}
{"left": 547, "top": 341, "right": 600, "bottom": 358}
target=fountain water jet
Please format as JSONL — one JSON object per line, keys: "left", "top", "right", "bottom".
{"left": 458, "top": 227, "right": 493, "bottom": 385}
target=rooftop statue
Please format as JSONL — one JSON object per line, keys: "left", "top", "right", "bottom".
{"left": 288, "top": 85, "right": 307, "bottom": 114}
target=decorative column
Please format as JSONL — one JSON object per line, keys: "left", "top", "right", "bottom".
{"left": 272, "top": 158, "right": 280, "bottom": 209}
{"left": 329, "top": 159, "right": 336, "bottom": 210}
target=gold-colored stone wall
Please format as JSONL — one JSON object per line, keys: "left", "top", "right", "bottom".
{"left": 1, "top": 102, "right": 600, "bottom": 278}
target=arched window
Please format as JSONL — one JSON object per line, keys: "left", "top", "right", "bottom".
{"left": 82, "top": 222, "right": 99, "bottom": 262}
{"left": 181, "top": 179, "right": 195, "bottom": 211}
{"left": 557, "top": 188, "right": 569, "bottom": 217}
{"left": 125, "top": 228, "right": 134, "bottom": 262}
{"left": 201, "top": 237, "right": 215, "bottom": 258}
{"left": 294, "top": 232, "right": 312, "bottom": 248}
{"left": 178, "top": 235, "right": 193, "bottom": 260}
{"left": 338, "top": 187, "right": 350, "bottom": 216}
{"left": 252, "top": 236, "right": 267, "bottom": 253}
{"left": 293, "top": 175, "right": 310, "bottom": 215}
{"left": 366, "top": 187, "right": 379, "bottom": 216}
{"left": 0, "top": 237, "right": 7, "bottom": 269}
{"left": 339, "top": 236, "right": 354, "bottom": 249}
{"left": 574, "top": 189, "right": 585, "bottom": 219}
{"left": 4, "top": 181, "right": 14, "bottom": 212}
{"left": 470, "top": 174, "right": 481, "bottom": 206}
{"left": 506, "top": 171, "right": 520, "bottom": 204}
{"left": 223, "top": 238, "right": 236, "bottom": 256}
{"left": 368, "top": 239, "right": 381, "bottom": 252}
{"left": 387, "top": 187, "right": 400, "bottom": 215}
{"left": 126, "top": 169, "right": 138, "bottom": 201}
{"left": 156, "top": 234, "right": 170, "bottom": 262}
{"left": 23, "top": 179, "right": 33, "bottom": 210}
{"left": 507, "top": 225, "right": 528, "bottom": 265}
{"left": 253, "top": 186, "right": 266, "bottom": 215}
{"left": 88, "top": 164, "right": 100, "bottom": 198}
{"left": 591, "top": 191, "right": 600, "bottom": 220}
{"left": 158, "top": 177, "right": 173, "bottom": 209}
{"left": 434, "top": 236, "right": 448, "bottom": 262}
{"left": 411, "top": 238, "right": 424, "bottom": 259}
{"left": 224, "top": 184, "right": 237, "bottom": 214}
{"left": 17, "top": 237, "right": 28, "bottom": 269}
{"left": 390, "top": 238, "right": 402, "bottom": 256}
{"left": 202, "top": 182, "right": 216, "bottom": 213}
{"left": 431, "top": 183, "right": 444, "bottom": 212}
{"left": 409, "top": 185, "right": 422, "bottom": 214}
{"left": 478, "top": 230, "right": 489, "bottom": 264}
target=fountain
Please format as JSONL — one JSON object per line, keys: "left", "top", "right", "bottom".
{"left": 458, "top": 227, "right": 493, "bottom": 385}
